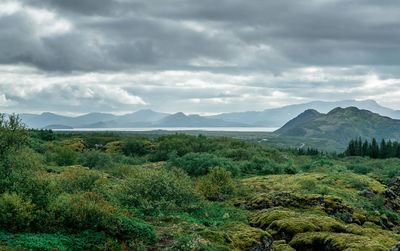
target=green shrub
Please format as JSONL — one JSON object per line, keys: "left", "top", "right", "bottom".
{"left": 0, "top": 193, "right": 34, "bottom": 232}
{"left": 349, "top": 164, "right": 373, "bottom": 175}
{"left": 62, "top": 138, "right": 85, "bottom": 152}
{"left": 150, "top": 134, "right": 218, "bottom": 161}
{"left": 77, "top": 150, "right": 113, "bottom": 170}
{"left": 113, "top": 217, "right": 156, "bottom": 243}
{"left": 105, "top": 141, "right": 124, "bottom": 153}
{"left": 122, "top": 139, "right": 150, "bottom": 156}
{"left": 0, "top": 114, "right": 27, "bottom": 161}
{"left": 197, "top": 167, "right": 233, "bottom": 201}
{"left": 115, "top": 167, "right": 201, "bottom": 214}
{"left": 221, "top": 148, "right": 252, "bottom": 161}
{"left": 27, "top": 138, "right": 47, "bottom": 154}
{"left": 49, "top": 192, "right": 118, "bottom": 232}
{"left": 54, "top": 146, "right": 77, "bottom": 166}
{"left": 111, "top": 153, "right": 147, "bottom": 165}
{"left": 169, "top": 152, "right": 238, "bottom": 176}
{"left": 3, "top": 169, "right": 53, "bottom": 211}
{"left": 49, "top": 192, "right": 156, "bottom": 243}
{"left": 4, "top": 147, "right": 44, "bottom": 171}
{"left": 300, "top": 163, "right": 315, "bottom": 172}
{"left": 54, "top": 166, "right": 104, "bottom": 193}
{"left": 284, "top": 163, "right": 299, "bottom": 174}
{"left": 28, "top": 129, "right": 55, "bottom": 141}
{"left": 240, "top": 156, "right": 283, "bottom": 175}
{"left": 0, "top": 231, "right": 108, "bottom": 250}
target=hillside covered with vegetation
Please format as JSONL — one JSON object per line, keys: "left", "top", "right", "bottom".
{"left": 276, "top": 107, "right": 400, "bottom": 148}
{"left": 2, "top": 114, "right": 400, "bottom": 250}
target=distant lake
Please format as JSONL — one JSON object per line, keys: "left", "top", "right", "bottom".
{"left": 53, "top": 127, "right": 279, "bottom": 132}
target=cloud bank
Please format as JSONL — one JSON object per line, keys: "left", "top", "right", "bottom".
{"left": 1, "top": 0, "right": 400, "bottom": 114}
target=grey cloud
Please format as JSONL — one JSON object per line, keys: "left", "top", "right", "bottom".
{"left": 4, "top": 0, "right": 400, "bottom": 73}
{"left": 23, "top": 0, "right": 119, "bottom": 16}
{"left": 2, "top": 0, "right": 400, "bottom": 114}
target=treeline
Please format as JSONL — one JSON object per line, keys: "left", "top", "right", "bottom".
{"left": 284, "top": 147, "right": 323, "bottom": 156}
{"left": 345, "top": 137, "right": 400, "bottom": 158}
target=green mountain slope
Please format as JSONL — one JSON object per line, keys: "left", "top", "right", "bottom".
{"left": 277, "top": 107, "right": 400, "bottom": 145}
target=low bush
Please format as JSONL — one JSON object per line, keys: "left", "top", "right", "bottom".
{"left": 54, "top": 146, "right": 77, "bottom": 166}
{"left": 197, "top": 167, "right": 233, "bottom": 201}
{"left": 49, "top": 192, "right": 119, "bottom": 232}
{"left": 105, "top": 141, "right": 123, "bottom": 153}
{"left": 122, "top": 139, "right": 150, "bottom": 156}
{"left": 54, "top": 166, "right": 105, "bottom": 193}
{"left": 48, "top": 191, "right": 156, "bottom": 243}
{"left": 348, "top": 164, "right": 373, "bottom": 175}
{"left": 0, "top": 231, "right": 108, "bottom": 250}
{"left": 169, "top": 152, "right": 238, "bottom": 176}
{"left": 0, "top": 193, "right": 34, "bottom": 232}
{"left": 3, "top": 169, "right": 53, "bottom": 211}
{"left": 113, "top": 216, "right": 156, "bottom": 243}
{"left": 150, "top": 134, "right": 218, "bottom": 161}
{"left": 77, "top": 150, "right": 113, "bottom": 170}
{"left": 115, "top": 167, "right": 201, "bottom": 214}
{"left": 240, "top": 156, "right": 283, "bottom": 175}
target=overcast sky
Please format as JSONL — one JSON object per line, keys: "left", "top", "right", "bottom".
{"left": 1, "top": 0, "right": 400, "bottom": 115}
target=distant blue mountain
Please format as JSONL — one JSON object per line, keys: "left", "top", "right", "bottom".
{"left": 208, "top": 99, "right": 400, "bottom": 127}
{"left": 20, "top": 109, "right": 167, "bottom": 129}
{"left": 153, "top": 112, "right": 248, "bottom": 127}
{"left": 17, "top": 99, "right": 400, "bottom": 129}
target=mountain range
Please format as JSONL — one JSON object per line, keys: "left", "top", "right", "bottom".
{"left": 276, "top": 107, "right": 400, "bottom": 145}
{"left": 20, "top": 109, "right": 246, "bottom": 129}
{"left": 14, "top": 99, "right": 400, "bottom": 129}
{"left": 208, "top": 99, "right": 400, "bottom": 126}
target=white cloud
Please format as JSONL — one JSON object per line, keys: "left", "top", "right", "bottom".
{"left": 0, "top": 94, "right": 16, "bottom": 107}
{"left": 0, "top": 1, "right": 21, "bottom": 16}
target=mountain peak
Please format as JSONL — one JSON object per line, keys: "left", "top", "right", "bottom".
{"left": 172, "top": 112, "right": 186, "bottom": 117}
{"left": 303, "top": 109, "right": 321, "bottom": 115}
{"left": 275, "top": 108, "right": 323, "bottom": 134}
{"left": 135, "top": 109, "right": 156, "bottom": 113}
{"left": 327, "top": 106, "right": 361, "bottom": 115}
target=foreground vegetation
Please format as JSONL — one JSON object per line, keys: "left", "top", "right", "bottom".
{"left": 2, "top": 114, "right": 400, "bottom": 250}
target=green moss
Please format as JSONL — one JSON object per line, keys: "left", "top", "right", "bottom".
{"left": 246, "top": 193, "right": 272, "bottom": 209}
{"left": 274, "top": 242, "right": 295, "bottom": 251}
{"left": 246, "top": 192, "right": 355, "bottom": 221}
{"left": 104, "top": 141, "right": 123, "bottom": 153}
{"left": 250, "top": 208, "right": 296, "bottom": 229}
{"left": 228, "top": 223, "right": 271, "bottom": 251}
{"left": 62, "top": 138, "right": 85, "bottom": 152}
{"left": 267, "top": 215, "right": 346, "bottom": 240}
{"left": 289, "top": 232, "right": 391, "bottom": 251}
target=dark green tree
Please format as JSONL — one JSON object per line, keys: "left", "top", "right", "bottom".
{"left": 362, "top": 140, "right": 369, "bottom": 157}
{"left": 380, "top": 139, "right": 388, "bottom": 159}
{"left": 370, "top": 138, "right": 379, "bottom": 159}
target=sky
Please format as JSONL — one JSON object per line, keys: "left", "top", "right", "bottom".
{"left": 1, "top": 0, "right": 400, "bottom": 115}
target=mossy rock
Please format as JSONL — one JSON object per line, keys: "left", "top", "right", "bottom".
{"left": 275, "top": 244, "right": 295, "bottom": 251}
{"left": 242, "top": 173, "right": 386, "bottom": 195}
{"left": 289, "top": 232, "right": 391, "bottom": 251}
{"left": 228, "top": 223, "right": 274, "bottom": 251}
{"left": 105, "top": 141, "right": 124, "bottom": 153}
{"left": 246, "top": 193, "right": 273, "bottom": 209}
{"left": 267, "top": 215, "right": 346, "bottom": 241}
{"left": 62, "top": 138, "right": 85, "bottom": 152}
{"left": 250, "top": 208, "right": 296, "bottom": 229}
{"left": 351, "top": 212, "right": 367, "bottom": 225}
{"left": 246, "top": 192, "right": 355, "bottom": 222}
{"left": 344, "top": 223, "right": 400, "bottom": 247}
{"left": 273, "top": 240, "right": 295, "bottom": 251}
